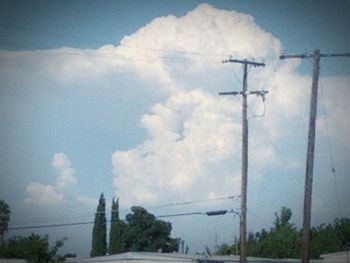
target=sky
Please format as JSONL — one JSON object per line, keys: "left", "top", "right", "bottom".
{"left": 1, "top": 0, "right": 350, "bottom": 257}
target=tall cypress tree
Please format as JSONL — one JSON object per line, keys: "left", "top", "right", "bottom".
{"left": 109, "top": 198, "right": 125, "bottom": 254}
{"left": 91, "top": 193, "right": 107, "bottom": 257}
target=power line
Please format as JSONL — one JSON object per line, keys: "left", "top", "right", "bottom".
{"left": 319, "top": 82, "right": 344, "bottom": 217}
{"left": 8, "top": 209, "right": 238, "bottom": 231}
{"left": 319, "top": 81, "right": 349, "bottom": 256}
{"left": 157, "top": 209, "right": 239, "bottom": 219}
{"left": 7, "top": 195, "right": 239, "bottom": 229}
{"left": 146, "top": 195, "right": 239, "bottom": 210}
{"left": 8, "top": 221, "right": 94, "bottom": 231}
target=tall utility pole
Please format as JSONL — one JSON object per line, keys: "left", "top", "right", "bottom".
{"left": 219, "top": 58, "right": 266, "bottom": 263}
{"left": 280, "top": 49, "right": 350, "bottom": 263}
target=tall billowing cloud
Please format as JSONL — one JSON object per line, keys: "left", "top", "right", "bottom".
{"left": 109, "top": 4, "right": 350, "bottom": 216}
{"left": 102, "top": 3, "right": 282, "bottom": 90}
{"left": 110, "top": 4, "right": 306, "bottom": 207}
{"left": 2, "top": 3, "right": 348, "bottom": 224}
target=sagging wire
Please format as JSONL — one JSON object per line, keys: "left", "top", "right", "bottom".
{"left": 320, "top": 81, "right": 349, "bottom": 254}
{"left": 249, "top": 88, "right": 268, "bottom": 118}
{"left": 319, "top": 81, "right": 343, "bottom": 217}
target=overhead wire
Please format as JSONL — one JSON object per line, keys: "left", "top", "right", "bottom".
{"left": 8, "top": 209, "right": 238, "bottom": 231}
{"left": 319, "top": 81, "right": 344, "bottom": 218}
{"left": 7, "top": 195, "right": 239, "bottom": 231}
{"left": 145, "top": 195, "right": 239, "bottom": 210}
{"left": 8, "top": 221, "right": 95, "bottom": 231}
{"left": 249, "top": 88, "right": 267, "bottom": 118}
{"left": 319, "top": 81, "right": 350, "bottom": 254}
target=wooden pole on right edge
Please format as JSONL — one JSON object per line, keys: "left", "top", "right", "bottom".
{"left": 302, "top": 49, "right": 320, "bottom": 263}
{"left": 280, "top": 49, "right": 350, "bottom": 263}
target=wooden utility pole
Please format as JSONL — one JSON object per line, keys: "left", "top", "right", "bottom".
{"left": 280, "top": 49, "right": 350, "bottom": 263}
{"left": 219, "top": 58, "right": 266, "bottom": 263}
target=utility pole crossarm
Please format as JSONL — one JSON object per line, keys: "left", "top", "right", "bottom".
{"left": 219, "top": 91, "right": 268, "bottom": 96}
{"left": 279, "top": 54, "right": 310, "bottom": 59}
{"left": 219, "top": 91, "right": 240, "bottom": 96}
{"left": 249, "top": 90, "right": 269, "bottom": 96}
{"left": 320, "top": 53, "right": 350, "bottom": 58}
{"left": 280, "top": 51, "right": 350, "bottom": 60}
{"left": 222, "top": 58, "right": 265, "bottom": 67}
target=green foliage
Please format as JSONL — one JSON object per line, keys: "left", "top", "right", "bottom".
{"left": 109, "top": 198, "right": 126, "bottom": 254}
{"left": 215, "top": 243, "right": 235, "bottom": 255}
{"left": 123, "top": 206, "right": 179, "bottom": 252}
{"left": 91, "top": 193, "right": 107, "bottom": 257}
{"left": 334, "top": 218, "right": 350, "bottom": 246}
{"left": 310, "top": 218, "right": 350, "bottom": 258}
{"left": 274, "top": 207, "right": 292, "bottom": 228}
{"left": 254, "top": 207, "right": 300, "bottom": 258}
{"left": 254, "top": 224, "right": 300, "bottom": 258}
{"left": 310, "top": 223, "right": 342, "bottom": 258}
{"left": 0, "top": 200, "right": 10, "bottom": 238}
{"left": 216, "top": 207, "right": 350, "bottom": 260}
{"left": 0, "top": 233, "right": 67, "bottom": 263}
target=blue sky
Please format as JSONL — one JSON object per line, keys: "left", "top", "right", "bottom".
{"left": 1, "top": 0, "right": 350, "bottom": 257}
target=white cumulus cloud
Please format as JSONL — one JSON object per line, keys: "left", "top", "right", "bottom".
{"left": 3, "top": 3, "right": 348, "bottom": 218}
{"left": 112, "top": 90, "right": 241, "bottom": 206}
{"left": 109, "top": 4, "right": 350, "bottom": 213}
{"left": 110, "top": 4, "right": 300, "bottom": 207}
{"left": 25, "top": 182, "right": 63, "bottom": 205}
{"left": 25, "top": 153, "right": 94, "bottom": 206}
{"left": 52, "top": 152, "right": 77, "bottom": 189}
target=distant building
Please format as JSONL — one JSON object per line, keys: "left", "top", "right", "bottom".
{"left": 316, "top": 251, "right": 350, "bottom": 263}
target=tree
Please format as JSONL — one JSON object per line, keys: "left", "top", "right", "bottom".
{"left": 0, "top": 233, "right": 67, "bottom": 263}
{"left": 310, "top": 218, "right": 350, "bottom": 258}
{"left": 274, "top": 207, "right": 292, "bottom": 228}
{"left": 0, "top": 200, "right": 10, "bottom": 243}
{"left": 260, "top": 224, "right": 300, "bottom": 258}
{"left": 91, "top": 193, "right": 107, "bottom": 257}
{"left": 217, "top": 207, "right": 301, "bottom": 259}
{"left": 310, "top": 223, "right": 342, "bottom": 258}
{"left": 333, "top": 217, "right": 350, "bottom": 247}
{"left": 216, "top": 208, "right": 350, "bottom": 259}
{"left": 216, "top": 243, "right": 235, "bottom": 255}
{"left": 109, "top": 198, "right": 126, "bottom": 254}
{"left": 123, "top": 206, "right": 178, "bottom": 252}
{"left": 251, "top": 207, "right": 300, "bottom": 258}
{"left": 49, "top": 237, "right": 68, "bottom": 262}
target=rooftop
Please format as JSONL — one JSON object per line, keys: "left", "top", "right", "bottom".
{"left": 65, "top": 252, "right": 316, "bottom": 263}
